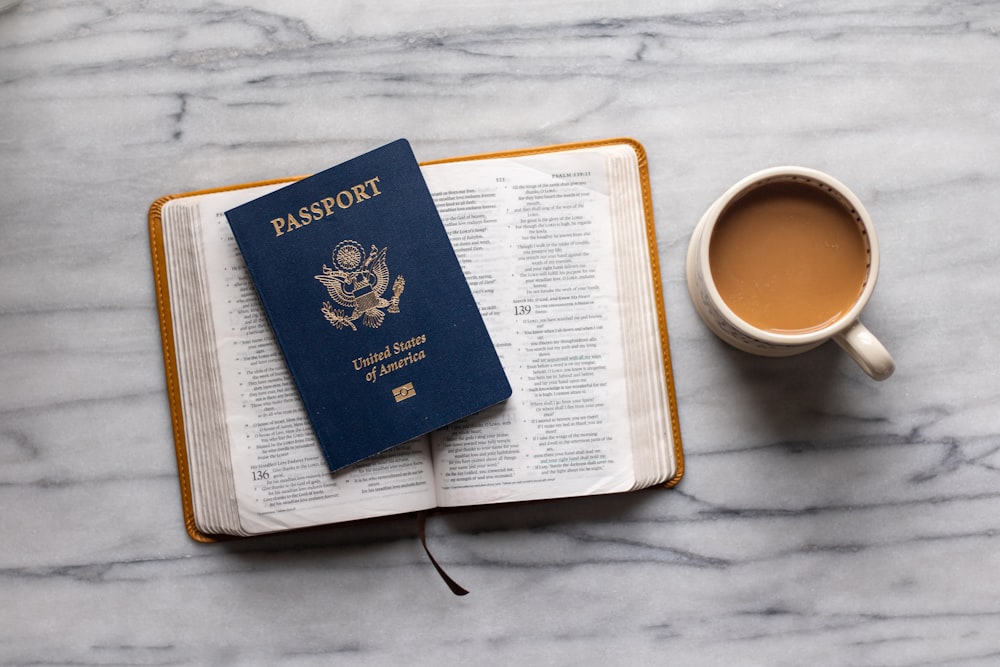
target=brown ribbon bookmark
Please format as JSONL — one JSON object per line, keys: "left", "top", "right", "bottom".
{"left": 417, "top": 511, "right": 469, "bottom": 596}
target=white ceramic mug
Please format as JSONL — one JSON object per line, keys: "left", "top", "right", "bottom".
{"left": 686, "top": 166, "right": 894, "bottom": 380}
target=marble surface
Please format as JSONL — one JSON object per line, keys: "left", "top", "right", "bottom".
{"left": 2, "top": 1, "right": 999, "bottom": 665}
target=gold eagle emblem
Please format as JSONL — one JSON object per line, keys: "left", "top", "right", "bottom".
{"left": 314, "top": 240, "right": 404, "bottom": 331}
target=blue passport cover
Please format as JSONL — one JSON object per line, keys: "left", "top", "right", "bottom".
{"left": 225, "top": 139, "right": 511, "bottom": 471}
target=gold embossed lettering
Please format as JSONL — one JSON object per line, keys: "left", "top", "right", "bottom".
{"left": 270, "top": 175, "right": 383, "bottom": 237}
{"left": 336, "top": 190, "right": 354, "bottom": 209}
{"left": 352, "top": 183, "right": 371, "bottom": 201}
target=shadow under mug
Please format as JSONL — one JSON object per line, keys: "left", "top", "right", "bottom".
{"left": 686, "top": 166, "right": 894, "bottom": 381}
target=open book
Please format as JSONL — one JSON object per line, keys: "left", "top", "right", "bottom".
{"left": 149, "top": 138, "right": 683, "bottom": 541}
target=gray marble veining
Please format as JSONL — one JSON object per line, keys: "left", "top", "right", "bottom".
{"left": 2, "top": 1, "right": 999, "bottom": 665}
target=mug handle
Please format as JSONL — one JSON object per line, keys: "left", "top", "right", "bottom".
{"left": 833, "top": 320, "right": 895, "bottom": 380}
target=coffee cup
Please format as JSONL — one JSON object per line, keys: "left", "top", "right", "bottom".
{"left": 686, "top": 166, "right": 894, "bottom": 380}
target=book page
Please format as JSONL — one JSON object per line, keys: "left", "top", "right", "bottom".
{"left": 422, "top": 150, "right": 636, "bottom": 506}
{"left": 179, "top": 186, "right": 438, "bottom": 535}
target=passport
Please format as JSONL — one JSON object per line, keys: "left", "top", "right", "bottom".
{"left": 225, "top": 139, "right": 511, "bottom": 471}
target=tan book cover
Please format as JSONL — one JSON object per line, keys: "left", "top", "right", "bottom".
{"left": 149, "top": 138, "right": 683, "bottom": 543}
